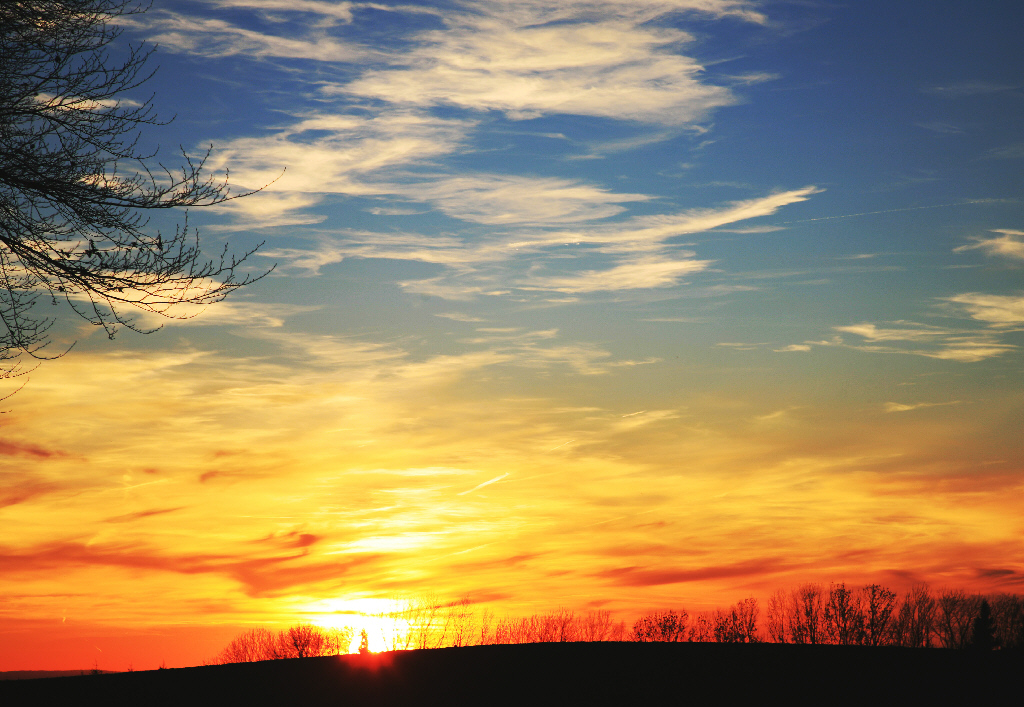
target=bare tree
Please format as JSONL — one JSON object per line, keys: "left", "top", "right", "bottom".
{"left": 894, "top": 583, "right": 936, "bottom": 648}
{"left": 989, "top": 594, "right": 1024, "bottom": 651}
{"left": 579, "top": 610, "right": 614, "bottom": 642}
{"left": 478, "top": 608, "right": 495, "bottom": 645}
{"left": 789, "top": 584, "right": 824, "bottom": 645}
{"left": 859, "top": 583, "right": 897, "bottom": 647}
{"left": 688, "top": 612, "right": 714, "bottom": 642}
{"left": 823, "top": 583, "right": 864, "bottom": 645}
{"left": 631, "top": 609, "right": 688, "bottom": 642}
{"left": 935, "top": 589, "right": 982, "bottom": 650}
{"left": 449, "top": 597, "right": 476, "bottom": 647}
{"left": 0, "top": 0, "right": 270, "bottom": 369}
{"left": 217, "top": 628, "right": 285, "bottom": 664}
{"left": 713, "top": 597, "right": 759, "bottom": 643}
{"left": 285, "top": 623, "right": 350, "bottom": 658}
{"left": 766, "top": 589, "right": 789, "bottom": 643}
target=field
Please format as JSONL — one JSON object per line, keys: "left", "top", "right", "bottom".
{"left": 2, "top": 643, "right": 1020, "bottom": 705}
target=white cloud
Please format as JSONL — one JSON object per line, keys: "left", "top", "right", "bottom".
{"left": 954, "top": 230, "right": 1024, "bottom": 260}
{"left": 921, "top": 81, "right": 1017, "bottom": 98}
{"left": 339, "top": 21, "right": 737, "bottom": 124}
{"left": 205, "top": 112, "right": 472, "bottom": 196}
{"left": 506, "top": 187, "right": 821, "bottom": 252}
{"left": 135, "top": 12, "right": 369, "bottom": 60}
{"left": 206, "top": 191, "right": 327, "bottom": 231}
{"left": 521, "top": 254, "right": 712, "bottom": 293}
{"left": 825, "top": 322, "right": 1015, "bottom": 363}
{"left": 398, "top": 277, "right": 492, "bottom": 301}
{"left": 774, "top": 344, "right": 810, "bottom": 352}
{"left": 944, "top": 293, "right": 1024, "bottom": 328}
{"left": 434, "top": 312, "right": 485, "bottom": 322}
{"left": 365, "top": 206, "right": 428, "bottom": 216}
{"left": 884, "top": 401, "right": 961, "bottom": 413}
{"left": 833, "top": 323, "right": 950, "bottom": 342}
{"left": 398, "top": 174, "right": 650, "bottom": 225}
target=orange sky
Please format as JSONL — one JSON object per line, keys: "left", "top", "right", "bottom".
{"left": 2, "top": 332, "right": 1022, "bottom": 669}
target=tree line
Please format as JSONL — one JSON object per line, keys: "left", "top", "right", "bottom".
{"left": 215, "top": 583, "right": 1023, "bottom": 663}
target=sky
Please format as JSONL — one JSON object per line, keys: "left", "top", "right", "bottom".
{"left": 2, "top": 0, "right": 1023, "bottom": 670}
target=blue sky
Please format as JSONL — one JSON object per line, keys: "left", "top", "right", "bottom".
{"left": 3, "top": 0, "right": 1023, "bottom": 670}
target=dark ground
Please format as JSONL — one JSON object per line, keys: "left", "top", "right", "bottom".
{"left": 1, "top": 642, "right": 1020, "bottom": 705}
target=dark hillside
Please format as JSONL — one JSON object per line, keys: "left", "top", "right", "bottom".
{"left": 1, "top": 643, "right": 1020, "bottom": 705}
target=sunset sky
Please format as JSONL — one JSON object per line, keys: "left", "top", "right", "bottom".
{"left": 2, "top": 0, "right": 1023, "bottom": 670}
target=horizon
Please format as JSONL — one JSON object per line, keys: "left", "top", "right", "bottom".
{"left": 2, "top": 0, "right": 1022, "bottom": 671}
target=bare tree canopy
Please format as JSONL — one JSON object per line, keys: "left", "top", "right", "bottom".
{"left": 0, "top": 0, "right": 269, "bottom": 369}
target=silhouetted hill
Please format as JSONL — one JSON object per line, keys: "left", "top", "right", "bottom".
{"left": 0, "top": 669, "right": 117, "bottom": 680}
{"left": 1, "top": 643, "right": 1020, "bottom": 705}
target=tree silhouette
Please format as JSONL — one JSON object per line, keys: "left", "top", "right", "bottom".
{"left": 0, "top": 0, "right": 270, "bottom": 370}
{"left": 631, "top": 609, "right": 688, "bottom": 642}
{"left": 860, "top": 583, "right": 897, "bottom": 647}
{"left": 970, "top": 599, "right": 998, "bottom": 651}
{"left": 823, "top": 583, "right": 863, "bottom": 645}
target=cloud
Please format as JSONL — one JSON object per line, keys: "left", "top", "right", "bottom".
{"left": 365, "top": 206, "right": 428, "bottom": 216}
{"left": 521, "top": 254, "right": 712, "bottom": 293}
{"left": 324, "top": 1, "right": 765, "bottom": 125}
{"left": 206, "top": 112, "right": 654, "bottom": 227}
{"left": 206, "top": 191, "right": 327, "bottom": 231}
{"left": 261, "top": 187, "right": 819, "bottom": 296}
{"left": 774, "top": 344, "right": 810, "bottom": 352}
{"left": 135, "top": 11, "right": 369, "bottom": 61}
{"left": 884, "top": 401, "right": 961, "bottom": 413}
{"left": 0, "top": 540, "right": 383, "bottom": 598}
{"left": 339, "top": 22, "right": 737, "bottom": 124}
{"left": 0, "top": 441, "right": 68, "bottom": 459}
{"left": 954, "top": 230, "right": 1024, "bottom": 260}
{"left": 921, "top": 81, "right": 1017, "bottom": 98}
{"left": 944, "top": 293, "right": 1024, "bottom": 328}
{"left": 506, "top": 187, "right": 821, "bottom": 252}
{"left": 104, "top": 507, "right": 186, "bottom": 523}
{"left": 595, "top": 557, "right": 790, "bottom": 587}
{"left": 102, "top": 298, "right": 321, "bottom": 331}
{"left": 0, "top": 478, "right": 61, "bottom": 509}
{"left": 824, "top": 322, "right": 1015, "bottom": 363}
{"left": 205, "top": 111, "right": 472, "bottom": 197}
{"left": 982, "top": 142, "right": 1024, "bottom": 160}
{"left": 434, "top": 312, "right": 485, "bottom": 322}
{"left": 915, "top": 121, "right": 963, "bottom": 134}
{"left": 400, "top": 174, "right": 650, "bottom": 225}
{"left": 833, "top": 323, "right": 950, "bottom": 343}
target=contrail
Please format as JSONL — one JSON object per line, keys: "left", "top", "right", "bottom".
{"left": 458, "top": 472, "right": 509, "bottom": 496}
{"left": 779, "top": 198, "right": 1003, "bottom": 225}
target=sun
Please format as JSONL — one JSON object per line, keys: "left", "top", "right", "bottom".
{"left": 297, "top": 597, "right": 414, "bottom": 653}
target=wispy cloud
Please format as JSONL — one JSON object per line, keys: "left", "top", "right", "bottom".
{"left": 982, "top": 142, "right": 1024, "bottom": 160}
{"left": 884, "top": 401, "right": 962, "bottom": 413}
{"left": 921, "top": 81, "right": 1017, "bottom": 98}
{"left": 135, "top": 11, "right": 369, "bottom": 60}
{"left": 339, "top": 21, "right": 736, "bottom": 125}
{"left": 915, "top": 121, "right": 963, "bottom": 134}
{"left": 261, "top": 188, "right": 819, "bottom": 298}
{"left": 434, "top": 312, "right": 485, "bottom": 322}
{"left": 944, "top": 293, "right": 1024, "bottom": 328}
{"left": 205, "top": 111, "right": 473, "bottom": 197}
{"left": 520, "top": 254, "right": 712, "bottom": 293}
{"left": 397, "top": 174, "right": 650, "bottom": 225}
{"left": 507, "top": 188, "right": 821, "bottom": 252}
{"left": 820, "top": 322, "right": 1015, "bottom": 363}
{"left": 954, "top": 230, "right": 1024, "bottom": 260}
